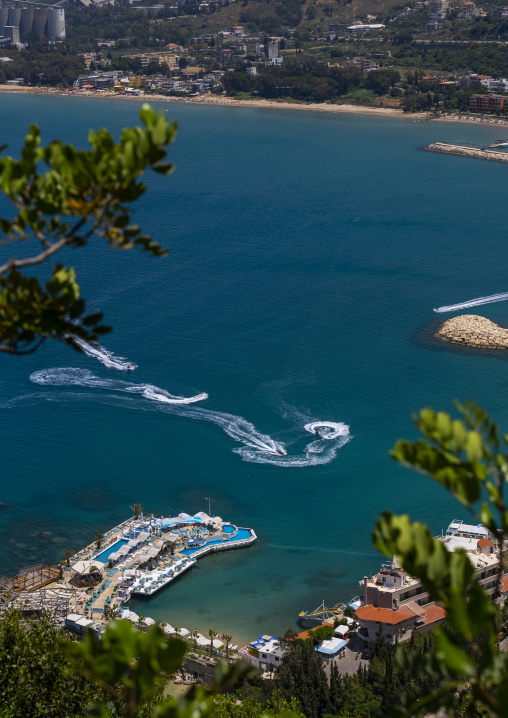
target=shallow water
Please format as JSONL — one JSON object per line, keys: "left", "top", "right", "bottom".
{"left": 1, "top": 95, "right": 507, "bottom": 643}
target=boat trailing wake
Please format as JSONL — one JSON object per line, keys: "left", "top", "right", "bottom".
{"left": 31, "top": 368, "right": 207, "bottom": 404}
{"left": 67, "top": 335, "right": 138, "bottom": 371}
{"left": 27, "top": 368, "right": 350, "bottom": 467}
{"left": 434, "top": 291, "right": 508, "bottom": 314}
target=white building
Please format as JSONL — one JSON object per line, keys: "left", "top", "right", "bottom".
{"left": 344, "top": 24, "right": 385, "bottom": 38}
{"left": 258, "top": 640, "right": 285, "bottom": 669}
{"left": 315, "top": 637, "right": 347, "bottom": 660}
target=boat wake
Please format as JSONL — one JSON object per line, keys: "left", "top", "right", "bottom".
{"left": 27, "top": 368, "right": 350, "bottom": 467}
{"left": 434, "top": 291, "right": 508, "bottom": 314}
{"left": 31, "top": 368, "right": 207, "bottom": 404}
{"left": 67, "top": 335, "right": 138, "bottom": 371}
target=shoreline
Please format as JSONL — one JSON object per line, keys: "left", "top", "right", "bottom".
{"left": 3, "top": 84, "right": 508, "bottom": 127}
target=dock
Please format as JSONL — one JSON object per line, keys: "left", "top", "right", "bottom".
{"left": 0, "top": 511, "right": 257, "bottom": 628}
{"left": 425, "top": 142, "right": 508, "bottom": 163}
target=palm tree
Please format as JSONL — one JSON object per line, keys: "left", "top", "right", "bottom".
{"left": 224, "top": 633, "right": 232, "bottom": 660}
{"left": 209, "top": 628, "right": 217, "bottom": 655}
{"left": 64, "top": 548, "right": 74, "bottom": 567}
{"left": 130, "top": 503, "right": 143, "bottom": 520}
{"left": 164, "top": 540, "right": 178, "bottom": 556}
{"left": 191, "top": 629, "right": 198, "bottom": 651}
{"left": 95, "top": 533, "right": 104, "bottom": 549}
{"left": 173, "top": 626, "right": 181, "bottom": 637}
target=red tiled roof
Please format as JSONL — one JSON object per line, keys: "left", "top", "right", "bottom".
{"left": 421, "top": 604, "right": 446, "bottom": 625}
{"left": 356, "top": 605, "right": 417, "bottom": 625}
{"left": 501, "top": 576, "right": 508, "bottom": 592}
{"left": 296, "top": 623, "right": 329, "bottom": 640}
{"left": 478, "top": 538, "right": 495, "bottom": 548}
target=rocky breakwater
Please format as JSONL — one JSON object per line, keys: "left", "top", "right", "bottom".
{"left": 426, "top": 142, "right": 508, "bottom": 164}
{"left": 436, "top": 314, "right": 508, "bottom": 349}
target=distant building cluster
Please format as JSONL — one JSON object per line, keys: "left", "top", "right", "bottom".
{"left": 0, "top": 0, "right": 65, "bottom": 47}
{"left": 355, "top": 520, "right": 508, "bottom": 647}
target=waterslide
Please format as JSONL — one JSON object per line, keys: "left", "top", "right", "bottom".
{"left": 434, "top": 291, "right": 508, "bottom": 314}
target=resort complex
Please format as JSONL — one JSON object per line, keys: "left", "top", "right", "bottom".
{"left": 0, "top": 510, "right": 256, "bottom": 644}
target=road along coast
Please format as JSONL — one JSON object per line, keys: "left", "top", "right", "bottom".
{"left": 435, "top": 314, "right": 508, "bottom": 349}
{"left": 426, "top": 142, "right": 508, "bottom": 163}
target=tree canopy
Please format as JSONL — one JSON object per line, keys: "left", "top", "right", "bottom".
{"left": 0, "top": 104, "right": 175, "bottom": 355}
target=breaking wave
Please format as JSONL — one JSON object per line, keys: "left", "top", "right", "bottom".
{"left": 28, "top": 368, "right": 350, "bottom": 467}
{"left": 67, "top": 335, "right": 138, "bottom": 371}
{"left": 434, "top": 291, "right": 508, "bottom": 314}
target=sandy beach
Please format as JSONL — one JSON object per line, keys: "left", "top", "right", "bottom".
{"left": 3, "top": 84, "right": 508, "bottom": 128}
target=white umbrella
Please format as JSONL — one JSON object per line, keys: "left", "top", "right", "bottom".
{"left": 213, "top": 638, "right": 224, "bottom": 648}
{"left": 196, "top": 635, "right": 209, "bottom": 646}
{"left": 144, "top": 617, "right": 156, "bottom": 626}
{"left": 163, "top": 624, "right": 175, "bottom": 634}
{"left": 126, "top": 611, "right": 139, "bottom": 623}
{"left": 178, "top": 627, "right": 190, "bottom": 637}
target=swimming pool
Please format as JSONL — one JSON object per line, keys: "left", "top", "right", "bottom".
{"left": 94, "top": 539, "right": 128, "bottom": 564}
{"left": 222, "top": 524, "right": 235, "bottom": 534}
{"left": 180, "top": 529, "right": 253, "bottom": 556}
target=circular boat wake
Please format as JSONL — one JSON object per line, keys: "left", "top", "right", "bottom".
{"left": 26, "top": 367, "right": 350, "bottom": 467}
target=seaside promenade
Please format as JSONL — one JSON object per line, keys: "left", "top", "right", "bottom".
{"left": 4, "top": 84, "right": 508, "bottom": 129}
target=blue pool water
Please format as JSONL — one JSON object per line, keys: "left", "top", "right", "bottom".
{"left": 3, "top": 95, "right": 508, "bottom": 643}
{"left": 180, "top": 528, "right": 253, "bottom": 555}
{"left": 223, "top": 525, "right": 235, "bottom": 534}
{"left": 95, "top": 539, "right": 128, "bottom": 564}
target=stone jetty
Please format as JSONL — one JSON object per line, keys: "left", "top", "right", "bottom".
{"left": 436, "top": 314, "right": 508, "bottom": 349}
{"left": 426, "top": 142, "right": 508, "bottom": 163}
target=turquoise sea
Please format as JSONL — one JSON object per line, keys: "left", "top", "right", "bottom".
{"left": 1, "top": 95, "right": 508, "bottom": 643}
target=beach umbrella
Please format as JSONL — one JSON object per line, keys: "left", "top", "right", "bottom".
{"left": 178, "top": 627, "right": 190, "bottom": 637}
{"left": 196, "top": 635, "right": 209, "bottom": 646}
{"left": 213, "top": 638, "right": 224, "bottom": 648}
{"left": 144, "top": 617, "right": 156, "bottom": 626}
{"left": 163, "top": 624, "right": 175, "bottom": 634}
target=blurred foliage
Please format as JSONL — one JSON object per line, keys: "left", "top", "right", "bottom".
{"left": 0, "top": 104, "right": 175, "bottom": 354}
{"left": 372, "top": 401, "right": 508, "bottom": 717}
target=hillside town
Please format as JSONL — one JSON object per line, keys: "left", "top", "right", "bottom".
{"left": 2, "top": 0, "right": 508, "bottom": 112}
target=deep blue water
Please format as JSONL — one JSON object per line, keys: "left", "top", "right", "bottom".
{"left": 1, "top": 95, "right": 508, "bottom": 642}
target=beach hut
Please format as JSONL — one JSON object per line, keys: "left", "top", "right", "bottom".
{"left": 122, "top": 610, "right": 139, "bottom": 623}
{"left": 315, "top": 637, "right": 346, "bottom": 660}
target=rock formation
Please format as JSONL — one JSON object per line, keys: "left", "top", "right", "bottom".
{"left": 435, "top": 314, "right": 508, "bottom": 349}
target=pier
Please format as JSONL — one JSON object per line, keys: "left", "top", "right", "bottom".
{"left": 0, "top": 510, "right": 256, "bottom": 637}
{"left": 425, "top": 142, "right": 508, "bottom": 163}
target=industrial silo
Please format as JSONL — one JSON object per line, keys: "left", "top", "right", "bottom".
{"left": 20, "top": 7, "right": 35, "bottom": 35}
{"left": 47, "top": 7, "right": 65, "bottom": 39}
{"left": 33, "top": 6, "right": 47, "bottom": 37}
{"left": 7, "top": 7, "right": 21, "bottom": 28}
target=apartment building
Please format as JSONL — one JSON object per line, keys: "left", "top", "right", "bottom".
{"left": 356, "top": 520, "right": 504, "bottom": 646}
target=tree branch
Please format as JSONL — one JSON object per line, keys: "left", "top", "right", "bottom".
{"left": 0, "top": 236, "right": 72, "bottom": 275}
